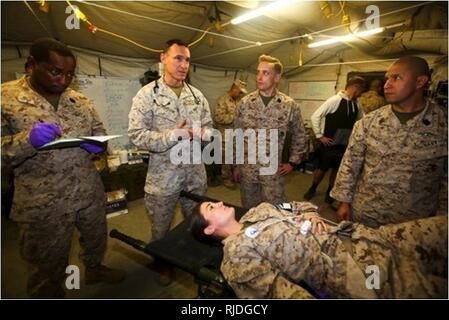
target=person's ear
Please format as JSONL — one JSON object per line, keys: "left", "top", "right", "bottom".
{"left": 274, "top": 73, "right": 281, "bottom": 83}
{"left": 416, "top": 75, "right": 429, "bottom": 90}
{"left": 204, "top": 225, "right": 215, "bottom": 236}
{"left": 27, "top": 56, "right": 36, "bottom": 69}
{"left": 160, "top": 52, "right": 166, "bottom": 64}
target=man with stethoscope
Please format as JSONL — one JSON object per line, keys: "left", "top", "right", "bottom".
{"left": 128, "top": 39, "right": 213, "bottom": 284}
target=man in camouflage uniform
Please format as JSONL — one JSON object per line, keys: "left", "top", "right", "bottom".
{"left": 214, "top": 80, "right": 247, "bottom": 189}
{"left": 331, "top": 56, "right": 448, "bottom": 228}
{"left": 1, "top": 38, "right": 124, "bottom": 298}
{"left": 128, "top": 39, "right": 213, "bottom": 242}
{"left": 358, "top": 79, "right": 387, "bottom": 114}
{"left": 191, "top": 201, "right": 447, "bottom": 299}
{"left": 233, "top": 54, "right": 306, "bottom": 209}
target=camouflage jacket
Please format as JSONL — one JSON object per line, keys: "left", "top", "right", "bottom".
{"left": 128, "top": 78, "right": 213, "bottom": 195}
{"left": 214, "top": 92, "right": 239, "bottom": 127}
{"left": 1, "top": 77, "right": 106, "bottom": 222}
{"left": 233, "top": 90, "right": 307, "bottom": 181}
{"left": 358, "top": 90, "right": 387, "bottom": 114}
{"left": 221, "top": 202, "right": 447, "bottom": 299}
{"left": 331, "top": 101, "right": 448, "bottom": 227}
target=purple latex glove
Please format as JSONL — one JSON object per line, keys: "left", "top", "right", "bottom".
{"left": 29, "top": 122, "right": 62, "bottom": 148}
{"left": 80, "top": 143, "right": 105, "bottom": 154}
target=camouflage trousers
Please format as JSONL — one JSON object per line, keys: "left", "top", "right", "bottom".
{"left": 349, "top": 214, "right": 448, "bottom": 298}
{"left": 18, "top": 200, "right": 107, "bottom": 298}
{"left": 144, "top": 184, "right": 207, "bottom": 241}
{"left": 240, "top": 176, "right": 285, "bottom": 209}
{"left": 217, "top": 125, "right": 232, "bottom": 181}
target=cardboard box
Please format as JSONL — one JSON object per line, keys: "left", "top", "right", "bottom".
{"left": 106, "top": 189, "right": 128, "bottom": 218}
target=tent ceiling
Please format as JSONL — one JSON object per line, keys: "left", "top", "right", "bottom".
{"left": 1, "top": 1, "right": 447, "bottom": 71}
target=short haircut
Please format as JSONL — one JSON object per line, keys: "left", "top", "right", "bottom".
{"left": 258, "top": 54, "right": 283, "bottom": 75}
{"left": 345, "top": 76, "right": 366, "bottom": 89}
{"left": 190, "top": 201, "right": 223, "bottom": 246}
{"left": 394, "top": 56, "right": 431, "bottom": 79}
{"left": 163, "top": 39, "right": 188, "bottom": 53}
{"left": 29, "top": 38, "right": 75, "bottom": 63}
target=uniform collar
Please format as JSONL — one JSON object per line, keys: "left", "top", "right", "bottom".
{"left": 16, "top": 76, "right": 74, "bottom": 108}
{"left": 239, "top": 203, "right": 289, "bottom": 224}
{"left": 159, "top": 76, "right": 189, "bottom": 98}
{"left": 387, "top": 99, "right": 433, "bottom": 128}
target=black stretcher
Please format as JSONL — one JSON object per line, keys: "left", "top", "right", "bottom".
{"left": 109, "top": 191, "right": 245, "bottom": 298}
{"left": 110, "top": 191, "right": 320, "bottom": 298}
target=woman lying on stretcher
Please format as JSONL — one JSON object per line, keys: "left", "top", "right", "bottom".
{"left": 190, "top": 201, "right": 447, "bottom": 299}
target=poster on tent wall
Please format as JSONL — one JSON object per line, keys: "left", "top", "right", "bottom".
{"left": 73, "top": 75, "right": 141, "bottom": 151}
{"left": 288, "top": 81, "right": 336, "bottom": 126}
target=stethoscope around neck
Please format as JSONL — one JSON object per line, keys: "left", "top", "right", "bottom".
{"left": 152, "top": 78, "right": 200, "bottom": 106}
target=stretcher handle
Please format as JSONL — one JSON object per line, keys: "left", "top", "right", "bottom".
{"left": 109, "top": 229, "right": 149, "bottom": 253}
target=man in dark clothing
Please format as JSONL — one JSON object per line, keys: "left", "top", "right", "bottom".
{"left": 304, "top": 77, "right": 365, "bottom": 204}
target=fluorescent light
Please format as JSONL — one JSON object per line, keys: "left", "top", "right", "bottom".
{"left": 308, "top": 27, "right": 385, "bottom": 48}
{"left": 231, "top": 0, "right": 298, "bottom": 25}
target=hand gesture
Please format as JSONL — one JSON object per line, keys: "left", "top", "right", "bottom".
{"left": 319, "top": 136, "right": 333, "bottom": 146}
{"left": 277, "top": 163, "right": 294, "bottom": 176}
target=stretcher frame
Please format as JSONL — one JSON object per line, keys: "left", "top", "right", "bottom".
{"left": 110, "top": 191, "right": 320, "bottom": 298}
{"left": 109, "top": 191, "right": 242, "bottom": 298}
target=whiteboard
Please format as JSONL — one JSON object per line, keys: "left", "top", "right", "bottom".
{"left": 289, "top": 81, "right": 335, "bottom": 100}
{"left": 74, "top": 75, "right": 141, "bottom": 151}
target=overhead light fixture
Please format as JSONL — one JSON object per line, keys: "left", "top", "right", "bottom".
{"left": 308, "top": 27, "right": 385, "bottom": 48}
{"left": 231, "top": 0, "right": 298, "bottom": 25}
{"left": 319, "top": 1, "right": 333, "bottom": 19}
{"left": 38, "top": 0, "right": 50, "bottom": 13}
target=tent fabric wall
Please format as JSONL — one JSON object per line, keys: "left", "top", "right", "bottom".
{"left": 1, "top": 44, "right": 256, "bottom": 118}
{"left": 189, "top": 67, "right": 256, "bottom": 116}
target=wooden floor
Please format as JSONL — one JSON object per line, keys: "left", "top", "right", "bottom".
{"left": 1, "top": 170, "right": 339, "bottom": 299}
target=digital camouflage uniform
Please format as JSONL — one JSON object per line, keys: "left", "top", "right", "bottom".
{"left": 128, "top": 78, "right": 213, "bottom": 240}
{"left": 234, "top": 90, "right": 307, "bottom": 209}
{"left": 221, "top": 202, "right": 448, "bottom": 299}
{"left": 331, "top": 101, "right": 448, "bottom": 228}
{"left": 1, "top": 77, "right": 107, "bottom": 297}
{"left": 214, "top": 92, "right": 240, "bottom": 180}
{"left": 358, "top": 90, "right": 387, "bottom": 114}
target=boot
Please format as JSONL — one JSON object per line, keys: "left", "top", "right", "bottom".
{"left": 324, "top": 192, "right": 334, "bottom": 204}
{"left": 207, "top": 176, "right": 222, "bottom": 187}
{"left": 85, "top": 264, "right": 125, "bottom": 285}
{"left": 325, "top": 186, "right": 334, "bottom": 204}
{"left": 28, "top": 281, "right": 66, "bottom": 299}
{"left": 303, "top": 186, "right": 316, "bottom": 200}
{"left": 223, "top": 179, "right": 236, "bottom": 190}
{"left": 28, "top": 272, "right": 66, "bottom": 299}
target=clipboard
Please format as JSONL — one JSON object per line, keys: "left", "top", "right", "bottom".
{"left": 38, "top": 135, "right": 122, "bottom": 151}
